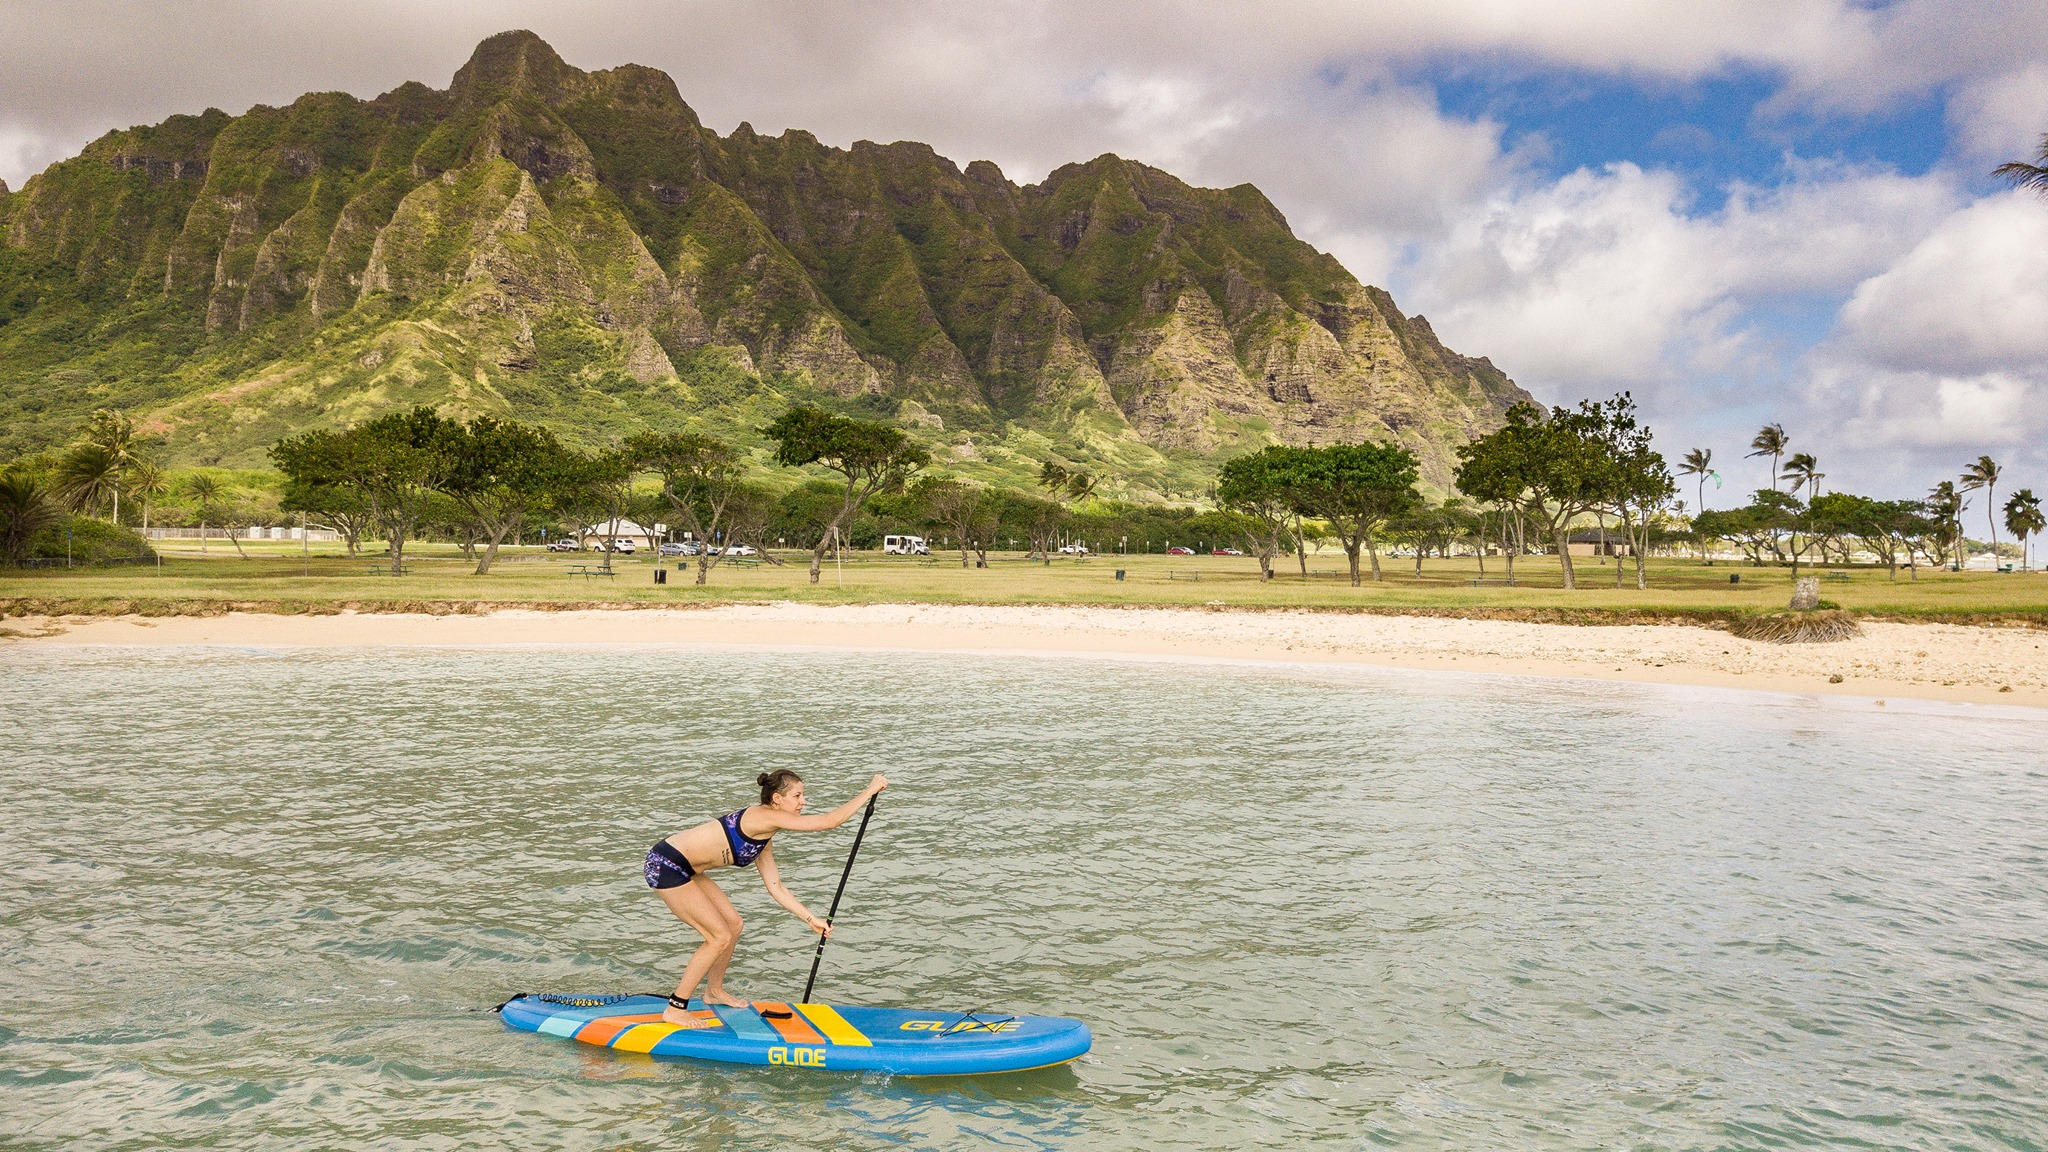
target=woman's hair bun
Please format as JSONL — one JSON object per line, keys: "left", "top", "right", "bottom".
{"left": 758, "top": 768, "right": 803, "bottom": 804}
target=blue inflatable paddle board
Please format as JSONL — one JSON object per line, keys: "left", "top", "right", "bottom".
{"left": 497, "top": 993, "right": 1091, "bottom": 1075}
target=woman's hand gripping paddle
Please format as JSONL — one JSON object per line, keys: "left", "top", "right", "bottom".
{"left": 800, "top": 794, "right": 877, "bottom": 1005}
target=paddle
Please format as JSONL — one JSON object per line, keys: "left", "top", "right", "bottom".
{"left": 800, "top": 794, "right": 877, "bottom": 1004}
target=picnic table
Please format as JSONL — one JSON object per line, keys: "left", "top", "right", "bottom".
{"left": 565, "top": 564, "right": 617, "bottom": 579}
{"left": 1463, "top": 577, "right": 1515, "bottom": 587}
{"left": 1167, "top": 570, "right": 1202, "bottom": 581}
{"left": 364, "top": 563, "right": 410, "bottom": 575}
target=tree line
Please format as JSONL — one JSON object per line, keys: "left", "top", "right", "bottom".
{"left": 6, "top": 396, "right": 2039, "bottom": 588}
{"left": 1679, "top": 424, "right": 2043, "bottom": 578}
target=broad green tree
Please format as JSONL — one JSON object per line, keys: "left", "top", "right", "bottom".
{"left": 765, "top": 406, "right": 930, "bottom": 583}
{"left": 278, "top": 474, "right": 371, "bottom": 557}
{"left": 1286, "top": 441, "right": 1420, "bottom": 585}
{"left": 272, "top": 406, "right": 455, "bottom": 574}
{"left": 444, "top": 416, "right": 574, "bottom": 575}
{"left": 630, "top": 430, "right": 745, "bottom": 585}
{"left": 912, "top": 475, "right": 1000, "bottom": 569}
{"left": 1454, "top": 418, "right": 1536, "bottom": 585}
{"left": 1594, "top": 394, "right": 1673, "bottom": 589}
{"left": 1216, "top": 446, "right": 1301, "bottom": 580}
{"left": 1458, "top": 400, "right": 1618, "bottom": 589}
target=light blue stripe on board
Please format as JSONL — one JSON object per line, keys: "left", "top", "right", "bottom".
{"left": 538, "top": 1015, "right": 584, "bottom": 1038}
{"left": 714, "top": 1005, "right": 781, "bottom": 1043}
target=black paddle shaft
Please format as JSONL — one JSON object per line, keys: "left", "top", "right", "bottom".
{"left": 801, "top": 795, "right": 877, "bottom": 1004}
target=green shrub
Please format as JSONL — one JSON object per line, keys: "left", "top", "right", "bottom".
{"left": 29, "top": 516, "right": 156, "bottom": 563}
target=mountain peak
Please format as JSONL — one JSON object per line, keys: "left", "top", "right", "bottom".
{"left": 450, "top": 30, "right": 580, "bottom": 107}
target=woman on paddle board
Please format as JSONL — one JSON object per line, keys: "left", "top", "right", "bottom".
{"left": 646, "top": 770, "right": 887, "bottom": 1022}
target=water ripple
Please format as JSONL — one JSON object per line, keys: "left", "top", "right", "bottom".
{"left": 2, "top": 646, "right": 2045, "bottom": 1149}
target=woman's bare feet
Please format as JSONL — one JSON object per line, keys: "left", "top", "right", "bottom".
{"left": 702, "top": 989, "right": 749, "bottom": 1009}
{"left": 661, "top": 1004, "right": 697, "bottom": 1025}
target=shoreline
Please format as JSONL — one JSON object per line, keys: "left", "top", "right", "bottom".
{"left": 6, "top": 602, "right": 2044, "bottom": 710}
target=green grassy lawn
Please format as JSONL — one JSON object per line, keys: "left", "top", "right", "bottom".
{"left": 4, "top": 544, "right": 2046, "bottom": 623}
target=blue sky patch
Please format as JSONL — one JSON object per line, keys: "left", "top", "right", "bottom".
{"left": 1415, "top": 60, "right": 1951, "bottom": 205}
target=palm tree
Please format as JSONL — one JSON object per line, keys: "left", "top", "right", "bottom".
{"left": 54, "top": 443, "right": 124, "bottom": 520}
{"left": 78, "top": 409, "right": 138, "bottom": 523}
{"left": 2005, "top": 489, "right": 2044, "bottom": 571}
{"left": 0, "top": 468, "right": 63, "bottom": 566}
{"left": 1747, "top": 424, "right": 1788, "bottom": 491}
{"left": 1779, "top": 452, "right": 1824, "bottom": 500}
{"left": 126, "top": 460, "right": 170, "bottom": 538}
{"left": 1995, "top": 134, "right": 2048, "bottom": 195}
{"left": 1678, "top": 447, "right": 1714, "bottom": 512}
{"left": 180, "top": 471, "right": 249, "bottom": 558}
{"left": 1960, "top": 455, "right": 2003, "bottom": 560}
{"left": 1929, "top": 480, "right": 1965, "bottom": 570}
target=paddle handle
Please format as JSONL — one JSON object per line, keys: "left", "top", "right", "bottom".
{"left": 801, "top": 794, "right": 876, "bottom": 1004}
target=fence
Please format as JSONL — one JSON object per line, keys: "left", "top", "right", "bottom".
{"left": 143, "top": 526, "right": 340, "bottom": 542}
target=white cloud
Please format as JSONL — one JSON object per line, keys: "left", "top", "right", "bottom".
{"left": 1834, "top": 193, "right": 2048, "bottom": 376}
{"left": 1792, "top": 193, "right": 2048, "bottom": 486}
{"left": 1405, "top": 162, "right": 1958, "bottom": 387}
{"left": 1949, "top": 65, "right": 2048, "bottom": 164}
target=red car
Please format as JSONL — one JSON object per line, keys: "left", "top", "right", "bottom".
{"left": 1211, "top": 548, "right": 1243, "bottom": 556}
{"left": 1166, "top": 546, "right": 1195, "bottom": 555}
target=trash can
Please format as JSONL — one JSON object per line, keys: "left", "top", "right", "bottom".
{"left": 1115, "top": 569, "right": 1126, "bottom": 581}
{"left": 1729, "top": 573, "right": 1740, "bottom": 584}
{"left": 655, "top": 566, "right": 668, "bottom": 585}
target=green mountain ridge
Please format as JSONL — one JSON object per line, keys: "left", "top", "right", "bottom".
{"left": 0, "top": 29, "right": 1531, "bottom": 494}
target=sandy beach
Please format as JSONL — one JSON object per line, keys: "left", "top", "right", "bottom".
{"left": 6, "top": 602, "right": 2044, "bottom": 709}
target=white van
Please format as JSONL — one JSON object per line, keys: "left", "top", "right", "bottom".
{"left": 882, "top": 534, "right": 930, "bottom": 555}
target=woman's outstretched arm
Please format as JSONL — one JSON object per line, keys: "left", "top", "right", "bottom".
{"left": 754, "top": 845, "right": 828, "bottom": 936}
{"left": 760, "top": 774, "right": 887, "bottom": 833}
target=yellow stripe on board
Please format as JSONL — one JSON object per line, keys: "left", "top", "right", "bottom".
{"left": 609, "top": 1023, "right": 679, "bottom": 1053}
{"left": 794, "top": 1003, "right": 871, "bottom": 1047}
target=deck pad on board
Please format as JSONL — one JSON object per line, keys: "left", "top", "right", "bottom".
{"left": 498, "top": 994, "right": 1090, "bottom": 1076}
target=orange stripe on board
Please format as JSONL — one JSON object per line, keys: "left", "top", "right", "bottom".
{"left": 573, "top": 1014, "right": 664, "bottom": 1047}
{"left": 752, "top": 1001, "right": 826, "bottom": 1044}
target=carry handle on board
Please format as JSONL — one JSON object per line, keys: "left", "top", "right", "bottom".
{"left": 801, "top": 794, "right": 877, "bottom": 1004}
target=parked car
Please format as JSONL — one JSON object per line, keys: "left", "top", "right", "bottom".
{"left": 1166, "top": 546, "right": 1195, "bottom": 555}
{"left": 882, "top": 534, "right": 929, "bottom": 555}
{"left": 659, "top": 542, "right": 692, "bottom": 556}
{"left": 1058, "top": 543, "right": 1089, "bottom": 554}
{"left": 723, "top": 544, "right": 758, "bottom": 556}
{"left": 587, "top": 538, "right": 636, "bottom": 553}
{"left": 546, "top": 540, "right": 579, "bottom": 552}
{"left": 1211, "top": 548, "right": 1243, "bottom": 556}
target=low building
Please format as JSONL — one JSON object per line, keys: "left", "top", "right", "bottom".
{"left": 1565, "top": 529, "right": 1631, "bottom": 558}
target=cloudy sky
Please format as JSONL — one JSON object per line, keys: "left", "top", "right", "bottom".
{"left": 3, "top": 1, "right": 2045, "bottom": 502}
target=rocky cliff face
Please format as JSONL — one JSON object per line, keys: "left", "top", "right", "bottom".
{"left": 0, "top": 30, "right": 1530, "bottom": 489}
